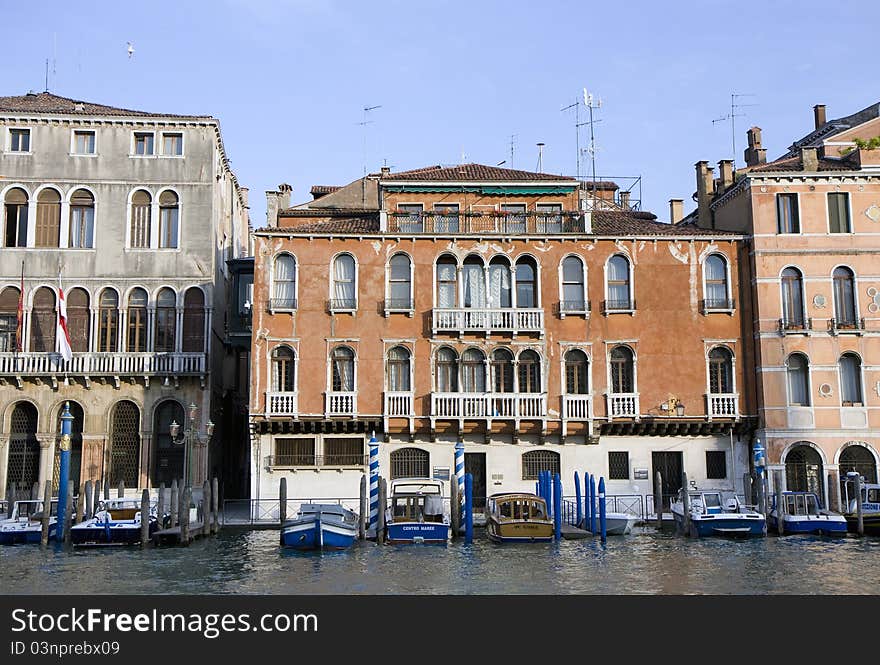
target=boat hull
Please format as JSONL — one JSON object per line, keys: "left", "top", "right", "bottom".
{"left": 281, "top": 515, "right": 357, "bottom": 550}
{"left": 487, "top": 519, "right": 554, "bottom": 543}
{"left": 0, "top": 522, "right": 56, "bottom": 545}
{"left": 386, "top": 521, "right": 449, "bottom": 544}
{"left": 674, "top": 511, "right": 766, "bottom": 537}
{"left": 844, "top": 514, "right": 880, "bottom": 536}
{"left": 768, "top": 513, "right": 848, "bottom": 536}
{"left": 70, "top": 521, "right": 157, "bottom": 546}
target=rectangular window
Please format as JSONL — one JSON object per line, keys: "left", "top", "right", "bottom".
{"left": 73, "top": 130, "right": 96, "bottom": 155}
{"left": 159, "top": 207, "right": 178, "bottom": 248}
{"left": 162, "top": 132, "right": 183, "bottom": 156}
{"left": 9, "top": 128, "right": 30, "bottom": 152}
{"left": 776, "top": 193, "right": 799, "bottom": 234}
{"left": 0, "top": 314, "right": 17, "bottom": 352}
{"left": 536, "top": 203, "right": 563, "bottom": 233}
{"left": 706, "top": 451, "right": 727, "bottom": 479}
{"left": 608, "top": 451, "right": 629, "bottom": 480}
{"left": 274, "top": 438, "right": 315, "bottom": 466}
{"left": 323, "top": 438, "right": 363, "bottom": 466}
{"left": 433, "top": 203, "right": 460, "bottom": 233}
{"left": 828, "top": 192, "right": 850, "bottom": 233}
{"left": 500, "top": 203, "right": 527, "bottom": 233}
{"left": 134, "top": 132, "right": 154, "bottom": 156}
{"left": 69, "top": 206, "right": 94, "bottom": 248}
{"left": 397, "top": 204, "right": 424, "bottom": 233}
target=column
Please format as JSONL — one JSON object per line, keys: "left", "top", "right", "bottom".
{"left": 0, "top": 439, "right": 8, "bottom": 499}
{"left": 37, "top": 436, "right": 54, "bottom": 493}
{"left": 175, "top": 306, "right": 184, "bottom": 353}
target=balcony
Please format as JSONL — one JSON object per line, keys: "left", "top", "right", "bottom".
{"left": 388, "top": 211, "right": 587, "bottom": 235}
{"left": 828, "top": 317, "right": 865, "bottom": 335}
{"left": 556, "top": 300, "right": 591, "bottom": 318}
{"left": 432, "top": 308, "right": 544, "bottom": 336}
{"left": 384, "top": 390, "right": 414, "bottom": 433}
{"left": 602, "top": 299, "right": 636, "bottom": 315}
{"left": 325, "top": 391, "right": 357, "bottom": 417}
{"left": 778, "top": 318, "right": 812, "bottom": 335}
{"left": 268, "top": 298, "right": 298, "bottom": 312}
{"left": 264, "top": 454, "right": 368, "bottom": 469}
{"left": 607, "top": 393, "right": 639, "bottom": 418}
{"left": 265, "top": 391, "right": 298, "bottom": 417}
{"left": 701, "top": 298, "right": 735, "bottom": 314}
{"left": 431, "top": 392, "right": 547, "bottom": 426}
{"left": 706, "top": 393, "right": 739, "bottom": 420}
{"left": 561, "top": 394, "right": 593, "bottom": 437}
{"left": 0, "top": 352, "right": 205, "bottom": 384}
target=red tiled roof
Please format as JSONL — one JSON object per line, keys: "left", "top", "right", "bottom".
{"left": 381, "top": 163, "right": 576, "bottom": 182}
{"left": 591, "top": 211, "right": 739, "bottom": 236}
{"left": 276, "top": 219, "right": 380, "bottom": 234}
{"left": 0, "top": 92, "right": 210, "bottom": 119}
{"left": 748, "top": 156, "right": 852, "bottom": 173}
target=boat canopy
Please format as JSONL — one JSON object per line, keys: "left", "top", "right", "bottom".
{"left": 300, "top": 503, "right": 349, "bottom": 516}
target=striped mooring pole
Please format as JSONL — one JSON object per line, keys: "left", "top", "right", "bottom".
{"left": 455, "top": 441, "right": 465, "bottom": 527}
{"left": 589, "top": 474, "right": 597, "bottom": 535}
{"left": 368, "top": 431, "right": 380, "bottom": 535}
{"left": 56, "top": 402, "right": 73, "bottom": 543}
{"left": 599, "top": 477, "right": 607, "bottom": 543}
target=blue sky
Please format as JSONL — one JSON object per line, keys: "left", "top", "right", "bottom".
{"left": 3, "top": 1, "right": 879, "bottom": 227}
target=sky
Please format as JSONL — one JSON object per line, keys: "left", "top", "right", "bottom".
{"left": 3, "top": 0, "right": 879, "bottom": 228}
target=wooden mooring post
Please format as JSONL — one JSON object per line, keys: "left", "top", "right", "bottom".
{"left": 32, "top": 481, "right": 39, "bottom": 500}
{"left": 170, "top": 479, "right": 179, "bottom": 528}
{"left": 202, "top": 480, "right": 211, "bottom": 532}
{"left": 376, "top": 477, "right": 387, "bottom": 544}
{"left": 83, "top": 480, "right": 93, "bottom": 520}
{"left": 849, "top": 472, "right": 864, "bottom": 536}
{"left": 158, "top": 483, "right": 166, "bottom": 524}
{"left": 450, "top": 473, "right": 460, "bottom": 536}
{"left": 63, "top": 482, "right": 74, "bottom": 546}
{"left": 40, "top": 481, "right": 52, "bottom": 547}
{"left": 773, "top": 470, "right": 784, "bottom": 536}
{"left": 117, "top": 480, "right": 125, "bottom": 498}
{"left": 358, "top": 475, "right": 367, "bottom": 540}
{"left": 140, "top": 489, "right": 151, "bottom": 547}
{"left": 654, "top": 471, "right": 663, "bottom": 529}
{"left": 212, "top": 478, "right": 220, "bottom": 534}
{"left": 5, "top": 484, "right": 13, "bottom": 518}
{"left": 681, "top": 471, "right": 691, "bottom": 536}
{"left": 103, "top": 478, "right": 109, "bottom": 501}
{"left": 464, "top": 473, "right": 473, "bottom": 544}
{"left": 279, "top": 477, "right": 287, "bottom": 526}
{"left": 743, "top": 472, "right": 752, "bottom": 507}
{"left": 75, "top": 483, "right": 85, "bottom": 524}
{"left": 181, "top": 487, "right": 191, "bottom": 545}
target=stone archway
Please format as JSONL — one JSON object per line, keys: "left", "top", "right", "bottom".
{"left": 6, "top": 402, "right": 40, "bottom": 498}
{"left": 785, "top": 443, "right": 824, "bottom": 502}
{"left": 839, "top": 443, "right": 877, "bottom": 484}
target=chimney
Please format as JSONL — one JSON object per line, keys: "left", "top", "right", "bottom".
{"left": 619, "top": 190, "right": 631, "bottom": 210}
{"left": 801, "top": 147, "right": 819, "bottom": 172}
{"left": 380, "top": 166, "right": 391, "bottom": 177}
{"left": 744, "top": 126, "right": 767, "bottom": 167}
{"left": 278, "top": 183, "right": 292, "bottom": 209}
{"left": 813, "top": 104, "right": 826, "bottom": 130}
{"left": 695, "top": 161, "right": 715, "bottom": 227}
{"left": 669, "top": 199, "right": 684, "bottom": 224}
{"left": 718, "top": 160, "right": 734, "bottom": 191}
{"left": 264, "top": 183, "right": 292, "bottom": 228}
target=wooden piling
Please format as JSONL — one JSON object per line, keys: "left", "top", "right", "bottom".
{"left": 5, "top": 484, "right": 13, "bottom": 518}
{"left": 743, "top": 473, "right": 752, "bottom": 507}
{"left": 202, "top": 480, "right": 211, "bottom": 534}
{"left": 103, "top": 478, "right": 109, "bottom": 500}
{"left": 774, "top": 470, "right": 784, "bottom": 536}
{"left": 158, "top": 483, "right": 166, "bottom": 525}
{"left": 358, "top": 475, "right": 367, "bottom": 540}
{"left": 140, "top": 489, "right": 150, "bottom": 547}
{"left": 376, "top": 477, "right": 387, "bottom": 543}
{"left": 40, "top": 480, "right": 52, "bottom": 547}
{"left": 852, "top": 472, "right": 864, "bottom": 537}
{"left": 117, "top": 480, "right": 125, "bottom": 498}
{"left": 170, "top": 479, "right": 179, "bottom": 527}
{"left": 279, "top": 477, "right": 287, "bottom": 525}
{"left": 680, "top": 471, "right": 691, "bottom": 536}
{"left": 450, "top": 474, "right": 460, "bottom": 536}
{"left": 84, "top": 480, "right": 93, "bottom": 520}
{"left": 181, "top": 487, "right": 191, "bottom": 545}
{"left": 75, "top": 483, "right": 85, "bottom": 525}
{"left": 32, "top": 481, "right": 40, "bottom": 500}
{"left": 212, "top": 477, "right": 220, "bottom": 534}
{"left": 654, "top": 471, "right": 663, "bottom": 529}
{"left": 63, "top": 482, "right": 74, "bottom": 545}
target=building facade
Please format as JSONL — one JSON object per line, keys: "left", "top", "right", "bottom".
{"left": 250, "top": 164, "right": 751, "bottom": 512}
{"left": 695, "top": 101, "right": 880, "bottom": 508}
{"left": 0, "top": 92, "right": 250, "bottom": 500}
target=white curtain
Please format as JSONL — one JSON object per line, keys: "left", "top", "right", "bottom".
{"left": 333, "top": 350, "right": 354, "bottom": 391}
{"left": 334, "top": 255, "right": 355, "bottom": 302}
{"left": 70, "top": 207, "right": 94, "bottom": 248}
{"left": 274, "top": 255, "right": 296, "bottom": 302}
{"left": 608, "top": 256, "right": 630, "bottom": 303}
{"left": 436, "top": 262, "right": 457, "bottom": 308}
{"left": 488, "top": 263, "right": 511, "bottom": 308}
{"left": 705, "top": 256, "right": 727, "bottom": 302}
{"left": 463, "top": 263, "right": 485, "bottom": 308}
{"left": 839, "top": 355, "right": 862, "bottom": 404}
{"left": 787, "top": 356, "right": 809, "bottom": 406}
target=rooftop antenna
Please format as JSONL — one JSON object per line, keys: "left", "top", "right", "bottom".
{"left": 536, "top": 142, "right": 545, "bottom": 173}
{"left": 584, "top": 88, "right": 603, "bottom": 194}
{"left": 44, "top": 59, "right": 49, "bottom": 92}
{"left": 358, "top": 104, "right": 381, "bottom": 206}
{"left": 508, "top": 134, "right": 517, "bottom": 169}
{"left": 712, "top": 93, "right": 758, "bottom": 167}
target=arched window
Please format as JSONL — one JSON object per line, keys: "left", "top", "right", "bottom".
{"left": 462, "top": 256, "right": 485, "bottom": 308}
{"left": 127, "top": 288, "right": 148, "bottom": 352}
{"left": 97, "top": 288, "right": 119, "bottom": 352}
{"left": 182, "top": 287, "right": 205, "bottom": 352}
{"left": 388, "top": 254, "right": 412, "bottom": 310}
{"left": 522, "top": 450, "right": 560, "bottom": 480}
{"left": 610, "top": 346, "right": 634, "bottom": 394}
{"left": 0, "top": 286, "right": 21, "bottom": 352}
{"left": 515, "top": 256, "right": 538, "bottom": 308}
{"left": 272, "top": 346, "right": 296, "bottom": 392}
{"left": 781, "top": 267, "right": 805, "bottom": 328}
{"left": 386, "top": 346, "right": 411, "bottom": 391}
{"left": 4, "top": 187, "right": 28, "bottom": 247}
{"left": 390, "top": 448, "right": 429, "bottom": 479}
{"left": 461, "top": 348, "right": 486, "bottom": 392}
{"left": 561, "top": 256, "right": 586, "bottom": 312}
{"left": 35, "top": 189, "right": 61, "bottom": 248}
{"left": 833, "top": 266, "right": 856, "bottom": 327}
{"left": 488, "top": 257, "right": 512, "bottom": 308}
{"left": 130, "top": 190, "right": 152, "bottom": 248}
{"left": 109, "top": 400, "right": 141, "bottom": 488}
{"left": 518, "top": 350, "right": 541, "bottom": 393}
{"left": 708, "top": 347, "right": 733, "bottom": 394}
{"left": 491, "top": 348, "right": 514, "bottom": 393}
{"left": 7, "top": 402, "right": 39, "bottom": 490}
{"left": 839, "top": 353, "right": 863, "bottom": 406}
{"left": 436, "top": 255, "right": 458, "bottom": 308}
{"left": 331, "top": 346, "right": 355, "bottom": 392}
{"left": 158, "top": 191, "right": 179, "bottom": 248}
{"left": 839, "top": 445, "right": 877, "bottom": 485}
{"left": 785, "top": 444, "right": 823, "bottom": 501}
{"left": 332, "top": 254, "right": 356, "bottom": 309}
{"left": 704, "top": 255, "right": 729, "bottom": 309}
{"left": 435, "top": 347, "right": 458, "bottom": 392}
{"left": 273, "top": 254, "right": 297, "bottom": 309}
{"left": 607, "top": 255, "right": 632, "bottom": 310}
{"left": 29, "top": 286, "right": 56, "bottom": 353}
{"left": 152, "top": 401, "right": 184, "bottom": 486}
{"left": 66, "top": 288, "right": 90, "bottom": 352}
{"left": 69, "top": 189, "right": 95, "bottom": 248}
{"left": 786, "top": 353, "right": 810, "bottom": 406}
{"left": 564, "top": 349, "right": 589, "bottom": 394}
{"left": 154, "top": 288, "right": 177, "bottom": 352}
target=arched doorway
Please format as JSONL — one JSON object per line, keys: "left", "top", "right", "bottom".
{"left": 53, "top": 402, "right": 84, "bottom": 493}
{"left": 109, "top": 401, "right": 141, "bottom": 488}
{"left": 839, "top": 444, "right": 877, "bottom": 484}
{"left": 785, "top": 443, "right": 824, "bottom": 501}
{"left": 152, "top": 401, "right": 184, "bottom": 486}
{"left": 7, "top": 402, "right": 40, "bottom": 497}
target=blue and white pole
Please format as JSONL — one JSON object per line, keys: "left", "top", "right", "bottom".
{"left": 574, "top": 471, "right": 583, "bottom": 529}
{"left": 599, "top": 477, "right": 607, "bottom": 543}
{"left": 589, "top": 474, "right": 597, "bottom": 535}
{"left": 368, "top": 431, "right": 380, "bottom": 535}
{"left": 584, "top": 472, "right": 592, "bottom": 531}
{"left": 753, "top": 438, "right": 766, "bottom": 513}
{"left": 455, "top": 441, "right": 465, "bottom": 527}
{"left": 56, "top": 402, "right": 73, "bottom": 542}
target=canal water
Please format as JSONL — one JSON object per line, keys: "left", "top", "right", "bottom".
{"left": 2, "top": 527, "right": 879, "bottom": 594}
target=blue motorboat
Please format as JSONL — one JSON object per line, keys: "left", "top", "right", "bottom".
{"left": 671, "top": 489, "right": 766, "bottom": 537}
{"left": 70, "top": 498, "right": 158, "bottom": 546}
{"left": 385, "top": 479, "right": 450, "bottom": 544}
{"left": 0, "top": 500, "right": 59, "bottom": 544}
{"left": 280, "top": 503, "right": 358, "bottom": 550}
{"left": 768, "top": 491, "right": 847, "bottom": 536}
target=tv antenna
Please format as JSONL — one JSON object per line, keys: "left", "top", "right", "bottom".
{"left": 358, "top": 104, "right": 382, "bottom": 176}
{"left": 562, "top": 88, "right": 601, "bottom": 181}
{"left": 583, "top": 88, "right": 603, "bottom": 191}
{"left": 508, "top": 134, "right": 517, "bottom": 169}
{"left": 712, "top": 93, "right": 758, "bottom": 167}
{"left": 536, "top": 142, "right": 545, "bottom": 173}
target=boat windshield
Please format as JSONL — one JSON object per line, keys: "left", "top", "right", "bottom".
{"left": 497, "top": 497, "right": 546, "bottom": 520}
{"left": 805, "top": 494, "right": 819, "bottom": 515}
{"left": 868, "top": 488, "right": 880, "bottom": 503}
{"left": 703, "top": 493, "right": 722, "bottom": 509}
{"left": 391, "top": 495, "right": 443, "bottom": 523}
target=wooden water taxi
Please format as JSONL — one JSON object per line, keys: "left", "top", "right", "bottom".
{"left": 486, "top": 493, "right": 553, "bottom": 543}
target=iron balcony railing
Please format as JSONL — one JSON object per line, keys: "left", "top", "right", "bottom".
{"left": 701, "top": 298, "right": 736, "bottom": 313}
{"left": 828, "top": 317, "right": 865, "bottom": 334}
{"left": 0, "top": 351, "right": 205, "bottom": 376}
{"left": 431, "top": 392, "right": 547, "bottom": 420}
{"left": 268, "top": 297, "right": 298, "bottom": 311}
{"left": 602, "top": 299, "right": 636, "bottom": 314}
{"left": 556, "top": 300, "right": 591, "bottom": 317}
{"left": 327, "top": 298, "right": 357, "bottom": 312}
{"left": 264, "top": 454, "right": 369, "bottom": 468}
{"left": 325, "top": 391, "right": 357, "bottom": 416}
{"left": 384, "top": 298, "right": 414, "bottom": 314}
{"left": 706, "top": 393, "right": 739, "bottom": 420}
{"left": 265, "top": 391, "right": 298, "bottom": 417}
{"left": 388, "top": 211, "right": 587, "bottom": 235}
{"left": 607, "top": 393, "right": 639, "bottom": 418}
{"left": 432, "top": 307, "right": 544, "bottom": 335}
{"left": 778, "top": 317, "right": 812, "bottom": 334}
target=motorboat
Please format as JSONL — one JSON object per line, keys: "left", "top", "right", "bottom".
{"left": 70, "top": 498, "right": 158, "bottom": 546}
{"left": 385, "top": 479, "right": 450, "bottom": 544}
{"left": 768, "top": 491, "right": 847, "bottom": 536}
{"left": 841, "top": 479, "right": 880, "bottom": 535}
{"left": 0, "top": 500, "right": 59, "bottom": 544}
{"left": 671, "top": 489, "right": 766, "bottom": 537}
{"left": 281, "top": 503, "right": 358, "bottom": 550}
{"left": 486, "top": 493, "right": 553, "bottom": 543}
{"left": 601, "top": 512, "right": 637, "bottom": 536}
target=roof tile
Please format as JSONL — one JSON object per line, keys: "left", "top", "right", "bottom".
{"left": 0, "top": 92, "right": 209, "bottom": 119}
{"left": 381, "top": 163, "right": 575, "bottom": 182}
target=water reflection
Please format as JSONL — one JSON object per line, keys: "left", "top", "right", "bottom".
{"left": 2, "top": 527, "right": 878, "bottom": 595}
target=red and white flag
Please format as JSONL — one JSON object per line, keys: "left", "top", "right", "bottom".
{"left": 56, "top": 277, "right": 73, "bottom": 362}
